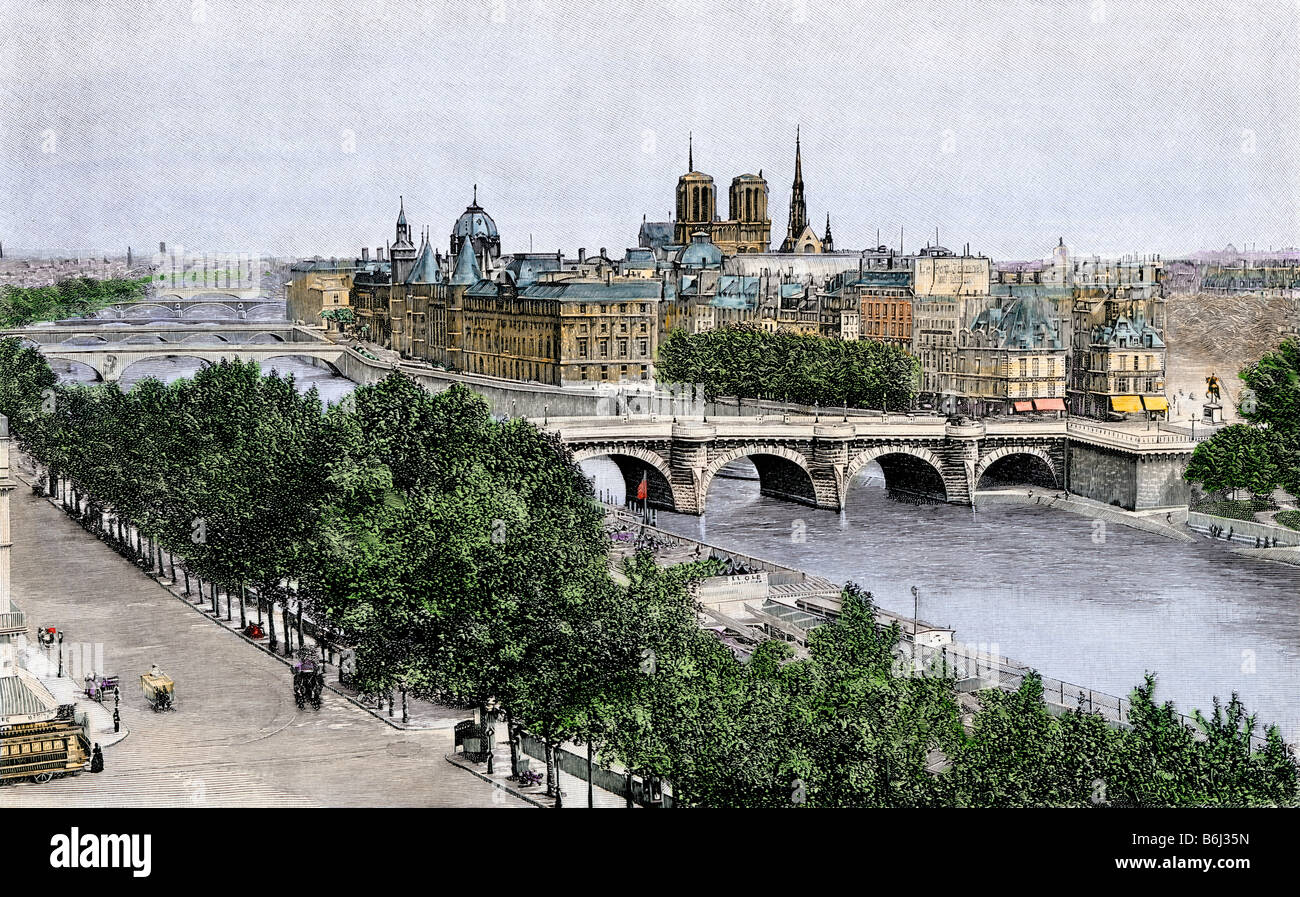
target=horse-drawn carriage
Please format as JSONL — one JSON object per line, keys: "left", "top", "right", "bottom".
{"left": 140, "top": 667, "right": 174, "bottom": 712}
{"left": 292, "top": 650, "right": 324, "bottom": 710}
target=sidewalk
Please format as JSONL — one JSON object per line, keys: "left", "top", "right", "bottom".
{"left": 24, "top": 644, "right": 130, "bottom": 749}
{"left": 445, "top": 739, "right": 632, "bottom": 809}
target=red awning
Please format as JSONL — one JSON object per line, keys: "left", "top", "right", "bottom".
{"left": 1033, "top": 398, "right": 1066, "bottom": 411}
{"left": 1013, "top": 401, "right": 1033, "bottom": 412}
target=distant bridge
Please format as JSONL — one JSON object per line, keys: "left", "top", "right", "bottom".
{"left": 542, "top": 415, "right": 1197, "bottom": 513}
{"left": 6, "top": 323, "right": 344, "bottom": 383}
{"left": 92, "top": 288, "right": 284, "bottom": 322}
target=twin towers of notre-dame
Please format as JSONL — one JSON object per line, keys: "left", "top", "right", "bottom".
{"left": 671, "top": 128, "right": 832, "bottom": 256}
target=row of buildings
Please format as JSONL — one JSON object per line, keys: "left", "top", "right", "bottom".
{"left": 287, "top": 136, "right": 1170, "bottom": 420}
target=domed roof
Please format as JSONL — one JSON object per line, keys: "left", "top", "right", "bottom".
{"left": 678, "top": 231, "right": 723, "bottom": 268}
{"left": 453, "top": 205, "right": 498, "bottom": 241}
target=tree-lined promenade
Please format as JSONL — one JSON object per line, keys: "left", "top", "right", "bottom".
{"left": 2, "top": 337, "right": 1295, "bottom": 807}
{"left": 656, "top": 323, "right": 920, "bottom": 410}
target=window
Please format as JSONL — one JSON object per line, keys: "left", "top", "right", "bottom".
{"left": 578, "top": 339, "right": 588, "bottom": 358}
{"left": 600, "top": 340, "right": 608, "bottom": 357}
{"left": 619, "top": 339, "right": 628, "bottom": 356}
{"left": 639, "top": 339, "right": 648, "bottom": 354}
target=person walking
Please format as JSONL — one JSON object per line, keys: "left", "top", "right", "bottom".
{"left": 112, "top": 707, "right": 120, "bottom": 733}
{"left": 90, "top": 743, "right": 104, "bottom": 773}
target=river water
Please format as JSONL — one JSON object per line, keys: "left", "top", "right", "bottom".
{"left": 582, "top": 457, "right": 1300, "bottom": 742}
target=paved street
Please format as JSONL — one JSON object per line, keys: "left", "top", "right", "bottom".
{"left": 0, "top": 484, "right": 526, "bottom": 808}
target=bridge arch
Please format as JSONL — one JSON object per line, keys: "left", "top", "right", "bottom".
{"left": 846, "top": 444, "right": 948, "bottom": 501}
{"left": 180, "top": 332, "right": 231, "bottom": 344}
{"left": 259, "top": 353, "right": 344, "bottom": 377}
{"left": 701, "top": 444, "right": 817, "bottom": 511}
{"left": 975, "top": 446, "right": 1059, "bottom": 490}
{"left": 116, "top": 354, "right": 216, "bottom": 385}
{"left": 245, "top": 303, "right": 286, "bottom": 321}
{"left": 45, "top": 358, "right": 103, "bottom": 383}
{"left": 572, "top": 446, "right": 678, "bottom": 510}
{"left": 122, "top": 304, "right": 179, "bottom": 320}
{"left": 181, "top": 303, "right": 239, "bottom": 320}
{"left": 244, "top": 331, "right": 287, "bottom": 344}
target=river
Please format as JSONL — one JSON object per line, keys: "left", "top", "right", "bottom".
{"left": 581, "top": 456, "right": 1300, "bottom": 743}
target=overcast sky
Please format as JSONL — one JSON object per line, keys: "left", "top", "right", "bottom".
{"left": 3, "top": 0, "right": 1298, "bottom": 260}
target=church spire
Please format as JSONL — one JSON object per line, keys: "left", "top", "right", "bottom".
{"left": 794, "top": 126, "right": 802, "bottom": 186}
{"left": 688, "top": 131, "right": 693, "bottom": 172}
{"left": 780, "top": 127, "right": 809, "bottom": 252}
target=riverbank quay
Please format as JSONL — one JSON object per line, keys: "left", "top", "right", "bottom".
{"left": 974, "top": 489, "right": 1195, "bottom": 542}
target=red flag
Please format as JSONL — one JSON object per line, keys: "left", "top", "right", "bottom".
{"left": 636, "top": 474, "right": 648, "bottom": 501}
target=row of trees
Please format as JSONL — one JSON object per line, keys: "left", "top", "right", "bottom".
{"left": 4, "top": 337, "right": 1295, "bottom": 806}
{"left": 655, "top": 323, "right": 920, "bottom": 410}
{"left": 0, "top": 276, "right": 149, "bottom": 327}
{"left": 1184, "top": 338, "right": 1300, "bottom": 499}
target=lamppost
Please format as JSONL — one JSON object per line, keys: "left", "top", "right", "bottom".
{"left": 910, "top": 586, "right": 920, "bottom": 675}
{"left": 57, "top": 629, "right": 64, "bottom": 678}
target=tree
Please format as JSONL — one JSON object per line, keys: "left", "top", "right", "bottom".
{"left": 655, "top": 324, "right": 920, "bottom": 410}
{"left": 1183, "top": 423, "right": 1284, "bottom": 499}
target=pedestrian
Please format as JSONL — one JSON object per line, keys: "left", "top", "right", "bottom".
{"left": 112, "top": 708, "right": 120, "bottom": 733}
{"left": 90, "top": 743, "right": 104, "bottom": 773}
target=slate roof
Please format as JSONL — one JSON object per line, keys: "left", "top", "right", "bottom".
{"left": 450, "top": 240, "right": 480, "bottom": 285}
{"left": 405, "top": 241, "right": 441, "bottom": 284}
{"left": 521, "top": 281, "right": 661, "bottom": 300}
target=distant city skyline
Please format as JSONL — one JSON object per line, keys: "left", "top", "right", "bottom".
{"left": 3, "top": 0, "right": 1298, "bottom": 261}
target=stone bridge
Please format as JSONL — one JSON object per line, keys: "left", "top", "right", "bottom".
{"left": 546, "top": 415, "right": 1069, "bottom": 513}
{"left": 94, "top": 292, "right": 285, "bottom": 322}
{"left": 6, "top": 323, "right": 344, "bottom": 383}
{"left": 544, "top": 415, "right": 1198, "bottom": 514}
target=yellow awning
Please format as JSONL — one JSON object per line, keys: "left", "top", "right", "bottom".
{"left": 1142, "top": 396, "right": 1169, "bottom": 412}
{"left": 1111, "top": 395, "right": 1142, "bottom": 413}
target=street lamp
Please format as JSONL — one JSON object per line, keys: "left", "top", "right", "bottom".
{"left": 910, "top": 586, "right": 920, "bottom": 674}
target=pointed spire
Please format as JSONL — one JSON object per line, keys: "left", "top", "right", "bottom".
{"left": 473, "top": 183, "right": 478, "bottom": 206}
{"left": 794, "top": 126, "right": 802, "bottom": 185}
{"left": 688, "top": 132, "right": 693, "bottom": 172}
{"left": 451, "top": 237, "right": 480, "bottom": 285}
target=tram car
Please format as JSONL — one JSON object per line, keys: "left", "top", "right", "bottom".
{"left": 0, "top": 705, "right": 90, "bottom": 785}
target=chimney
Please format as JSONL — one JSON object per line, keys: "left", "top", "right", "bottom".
{"left": 605, "top": 269, "right": 613, "bottom": 285}
{"left": 362, "top": 247, "right": 370, "bottom": 262}
{"left": 600, "top": 247, "right": 608, "bottom": 259}
{"left": 377, "top": 247, "right": 385, "bottom": 262}
{"left": 578, "top": 247, "right": 587, "bottom": 264}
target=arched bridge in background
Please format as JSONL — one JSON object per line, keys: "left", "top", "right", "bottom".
{"left": 5, "top": 323, "right": 345, "bottom": 383}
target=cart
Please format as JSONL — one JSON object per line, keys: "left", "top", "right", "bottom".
{"left": 140, "top": 669, "right": 174, "bottom": 712}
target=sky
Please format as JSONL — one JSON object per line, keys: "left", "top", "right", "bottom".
{"left": 2, "top": 0, "right": 1299, "bottom": 261}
